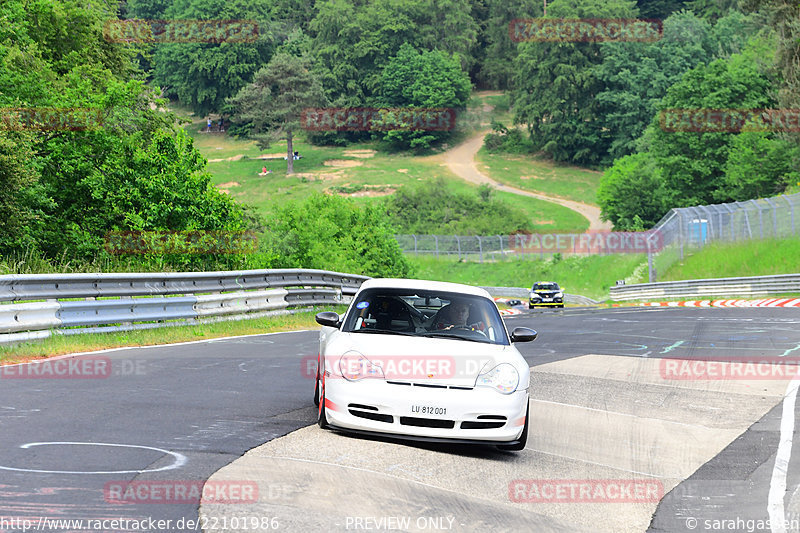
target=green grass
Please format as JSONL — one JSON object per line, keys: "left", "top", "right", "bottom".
{"left": 0, "top": 308, "right": 342, "bottom": 362}
{"left": 661, "top": 238, "right": 800, "bottom": 281}
{"left": 184, "top": 91, "right": 599, "bottom": 233}
{"left": 406, "top": 254, "right": 648, "bottom": 300}
{"left": 194, "top": 126, "right": 589, "bottom": 232}
{"left": 475, "top": 147, "right": 603, "bottom": 204}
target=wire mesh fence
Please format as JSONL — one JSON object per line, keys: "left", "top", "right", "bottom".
{"left": 394, "top": 232, "right": 653, "bottom": 262}
{"left": 648, "top": 191, "right": 800, "bottom": 282}
{"left": 396, "top": 191, "right": 800, "bottom": 282}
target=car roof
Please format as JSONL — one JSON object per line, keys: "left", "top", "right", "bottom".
{"left": 534, "top": 281, "right": 559, "bottom": 285}
{"left": 359, "top": 278, "right": 492, "bottom": 298}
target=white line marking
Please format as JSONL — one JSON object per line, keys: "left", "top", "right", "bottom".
{"left": 768, "top": 372, "right": 800, "bottom": 533}
{"left": 0, "top": 442, "right": 187, "bottom": 474}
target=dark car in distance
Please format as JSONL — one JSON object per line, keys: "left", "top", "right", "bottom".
{"left": 529, "top": 282, "right": 564, "bottom": 309}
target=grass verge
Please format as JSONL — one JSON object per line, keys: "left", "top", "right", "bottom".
{"left": 406, "top": 254, "right": 648, "bottom": 301}
{"left": 475, "top": 147, "right": 603, "bottom": 204}
{"left": 0, "top": 308, "right": 340, "bottom": 363}
{"left": 660, "top": 238, "right": 800, "bottom": 281}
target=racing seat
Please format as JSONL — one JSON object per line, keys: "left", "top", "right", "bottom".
{"left": 373, "top": 298, "right": 415, "bottom": 332}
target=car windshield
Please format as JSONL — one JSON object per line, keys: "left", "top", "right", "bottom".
{"left": 342, "top": 288, "right": 509, "bottom": 345}
{"left": 533, "top": 283, "right": 559, "bottom": 291}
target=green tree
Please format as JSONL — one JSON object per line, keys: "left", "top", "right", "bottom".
{"left": 0, "top": 0, "right": 248, "bottom": 264}
{"left": 742, "top": 0, "right": 800, "bottom": 109}
{"left": 644, "top": 45, "right": 775, "bottom": 206}
{"left": 476, "top": 0, "right": 542, "bottom": 89}
{"left": 635, "top": 0, "right": 689, "bottom": 18}
{"left": 151, "top": 0, "right": 275, "bottom": 115}
{"left": 124, "top": 0, "right": 171, "bottom": 19}
{"left": 265, "top": 194, "right": 413, "bottom": 277}
{"left": 309, "top": 0, "right": 477, "bottom": 107}
{"left": 228, "top": 52, "right": 327, "bottom": 173}
{"left": 719, "top": 129, "right": 800, "bottom": 201}
{"left": 375, "top": 43, "right": 472, "bottom": 150}
{"left": 597, "top": 153, "right": 670, "bottom": 230}
{"left": 596, "top": 11, "right": 717, "bottom": 161}
{"left": 512, "top": 0, "right": 639, "bottom": 166}
{"left": 0, "top": 132, "right": 41, "bottom": 254}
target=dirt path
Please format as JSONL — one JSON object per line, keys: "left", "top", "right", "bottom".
{"left": 440, "top": 131, "right": 612, "bottom": 231}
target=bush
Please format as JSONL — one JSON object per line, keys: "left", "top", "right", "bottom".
{"left": 483, "top": 123, "right": 533, "bottom": 154}
{"left": 264, "top": 193, "right": 413, "bottom": 278}
{"left": 385, "top": 178, "right": 532, "bottom": 234}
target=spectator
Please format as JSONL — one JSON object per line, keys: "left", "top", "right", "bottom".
{"left": 206, "top": 117, "right": 212, "bottom": 132}
{"left": 218, "top": 117, "right": 224, "bottom": 132}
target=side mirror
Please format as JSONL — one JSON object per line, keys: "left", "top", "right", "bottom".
{"left": 510, "top": 327, "right": 537, "bottom": 343}
{"left": 315, "top": 311, "right": 341, "bottom": 328}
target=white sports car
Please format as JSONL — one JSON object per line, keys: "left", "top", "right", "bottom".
{"left": 313, "top": 278, "right": 537, "bottom": 451}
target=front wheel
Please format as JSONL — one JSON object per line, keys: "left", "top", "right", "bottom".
{"left": 317, "top": 377, "right": 329, "bottom": 429}
{"left": 313, "top": 360, "right": 320, "bottom": 407}
{"left": 498, "top": 402, "right": 529, "bottom": 451}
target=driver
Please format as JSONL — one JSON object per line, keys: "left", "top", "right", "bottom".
{"left": 437, "top": 299, "right": 471, "bottom": 330}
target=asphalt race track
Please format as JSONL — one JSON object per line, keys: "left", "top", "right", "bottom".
{"left": 2, "top": 307, "right": 800, "bottom": 532}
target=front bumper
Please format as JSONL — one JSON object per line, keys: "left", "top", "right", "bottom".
{"left": 529, "top": 297, "right": 563, "bottom": 306}
{"left": 323, "top": 378, "right": 528, "bottom": 443}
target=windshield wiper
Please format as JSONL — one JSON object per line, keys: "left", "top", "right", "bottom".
{"left": 416, "top": 332, "right": 493, "bottom": 344}
{"left": 349, "top": 328, "right": 416, "bottom": 336}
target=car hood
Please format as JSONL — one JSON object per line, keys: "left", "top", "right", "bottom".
{"left": 325, "top": 332, "right": 525, "bottom": 387}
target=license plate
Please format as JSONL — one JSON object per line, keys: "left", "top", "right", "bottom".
{"left": 411, "top": 405, "right": 447, "bottom": 416}
{"left": 542, "top": 298, "right": 552, "bottom": 302}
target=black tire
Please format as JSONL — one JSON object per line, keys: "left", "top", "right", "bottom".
{"left": 498, "top": 402, "right": 529, "bottom": 451}
{"left": 317, "top": 381, "right": 329, "bottom": 429}
{"left": 558, "top": 304, "right": 564, "bottom": 309}
{"left": 528, "top": 304, "right": 534, "bottom": 309}
{"left": 313, "top": 367, "right": 320, "bottom": 407}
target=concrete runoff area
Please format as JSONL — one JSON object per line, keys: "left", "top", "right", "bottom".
{"left": 201, "top": 354, "right": 791, "bottom": 532}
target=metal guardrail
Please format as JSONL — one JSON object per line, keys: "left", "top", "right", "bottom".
{"left": 0, "top": 269, "right": 369, "bottom": 344}
{"left": 609, "top": 273, "right": 800, "bottom": 301}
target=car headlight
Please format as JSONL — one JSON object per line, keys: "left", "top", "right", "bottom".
{"left": 475, "top": 363, "right": 519, "bottom": 394}
{"left": 555, "top": 292, "right": 563, "bottom": 298}
{"left": 338, "top": 351, "right": 385, "bottom": 381}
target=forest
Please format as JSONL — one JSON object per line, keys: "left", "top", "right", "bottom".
{"left": 1, "top": 0, "right": 797, "bottom": 275}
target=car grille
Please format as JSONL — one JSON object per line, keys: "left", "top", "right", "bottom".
{"left": 399, "top": 416, "right": 455, "bottom": 429}
{"left": 461, "top": 415, "right": 507, "bottom": 429}
{"left": 348, "top": 403, "right": 393, "bottom": 423}
{"left": 386, "top": 380, "right": 473, "bottom": 390}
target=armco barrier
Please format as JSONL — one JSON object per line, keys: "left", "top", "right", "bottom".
{"left": 0, "top": 269, "right": 364, "bottom": 301}
{"left": 0, "top": 269, "right": 369, "bottom": 344}
{"left": 609, "top": 273, "right": 800, "bottom": 301}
